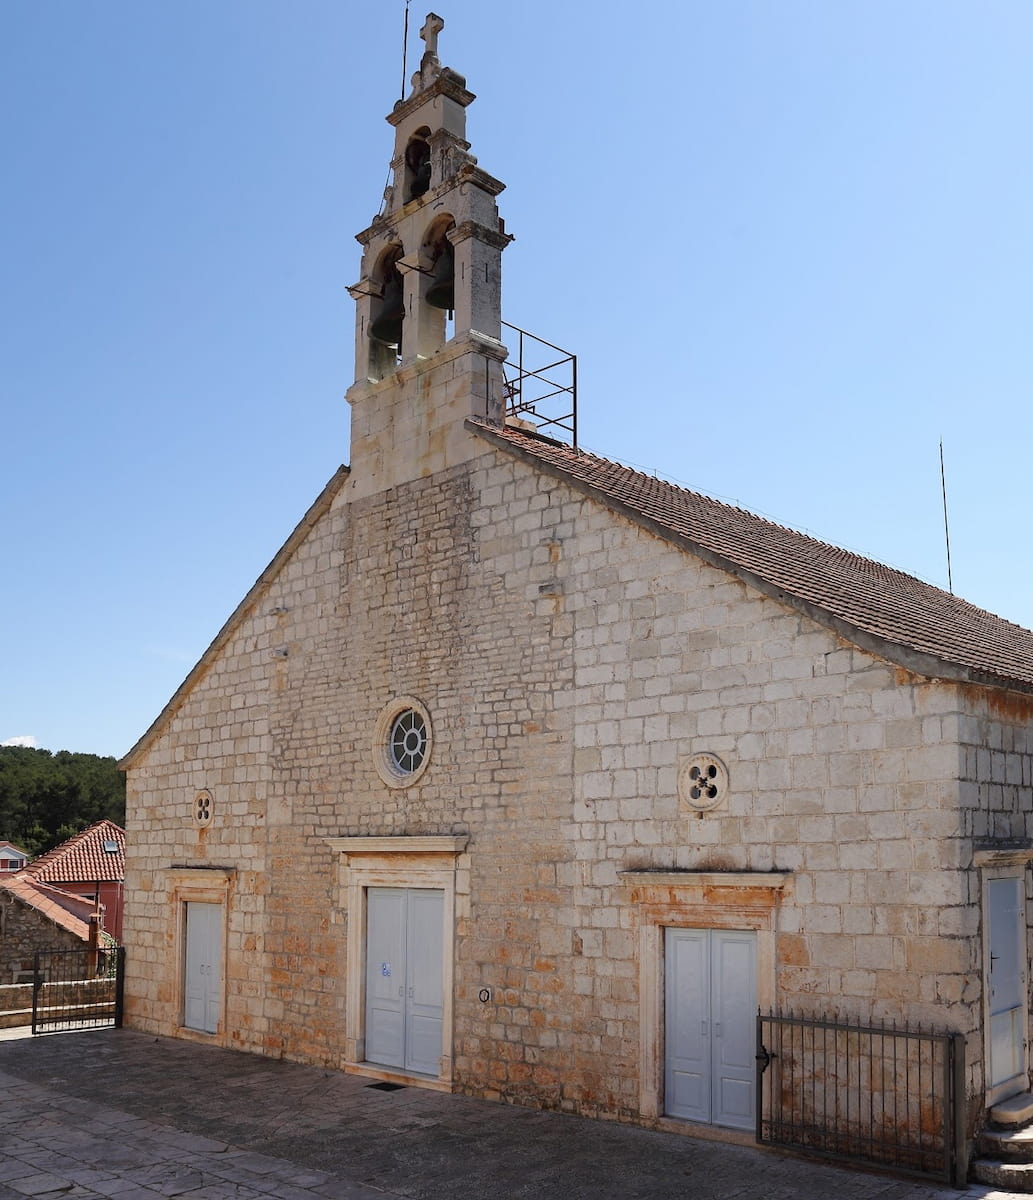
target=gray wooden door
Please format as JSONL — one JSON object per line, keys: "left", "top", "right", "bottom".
{"left": 183, "top": 901, "right": 222, "bottom": 1034}
{"left": 365, "top": 887, "right": 444, "bottom": 1076}
{"left": 665, "top": 927, "right": 756, "bottom": 1129}
{"left": 988, "top": 876, "right": 1028, "bottom": 1089}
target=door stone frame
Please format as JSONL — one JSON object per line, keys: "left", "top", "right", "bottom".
{"left": 974, "top": 847, "right": 1033, "bottom": 1107}
{"left": 327, "top": 836, "right": 468, "bottom": 1090}
{"left": 620, "top": 870, "right": 790, "bottom": 1126}
{"left": 166, "top": 866, "right": 234, "bottom": 1045}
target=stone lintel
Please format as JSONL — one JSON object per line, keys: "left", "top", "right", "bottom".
{"left": 166, "top": 865, "right": 236, "bottom": 879}
{"left": 973, "top": 843, "right": 1033, "bottom": 868}
{"left": 455, "top": 163, "right": 506, "bottom": 197}
{"left": 396, "top": 251, "right": 433, "bottom": 276}
{"left": 448, "top": 220, "right": 513, "bottom": 251}
{"left": 458, "top": 329, "right": 508, "bottom": 361}
{"left": 388, "top": 75, "right": 476, "bottom": 127}
{"left": 355, "top": 219, "right": 388, "bottom": 247}
{"left": 346, "top": 277, "right": 383, "bottom": 300}
{"left": 619, "top": 870, "right": 791, "bottom": 891}
{"left": 429, "top": 128, "right": 472, "bottom": 152}
{"left": 345, "top": 331, "right": 509, "bottom": 407}
{"left": 326, "top": 836, "right": 469, "bottom": 858}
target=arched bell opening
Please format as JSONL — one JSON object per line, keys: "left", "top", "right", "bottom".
{"left": 404, "top": 130, "right": 432, "bottom": 203}
{"left": 419, "top": 219, "right": 456, "bottom": 352}
{"left": 368, "top": 246, "right": 405, "bottom": 380}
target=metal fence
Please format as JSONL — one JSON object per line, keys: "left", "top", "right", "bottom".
{"left": 757, "top": 1010, "right": 965, "bottom": 1185}
{"left": 31, "top": 945, "right": 125, "bottom": 1034}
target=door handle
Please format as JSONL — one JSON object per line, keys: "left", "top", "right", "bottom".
{"left": 701, "top": 1020, "right": 708, "bottom": 1037}
{"left": 715, "top": 1022, "right": 722, "bottom": 1037}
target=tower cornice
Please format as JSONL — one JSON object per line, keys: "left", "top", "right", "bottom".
{"left": 387, "top": 70, "right": 475, "bottom": 127}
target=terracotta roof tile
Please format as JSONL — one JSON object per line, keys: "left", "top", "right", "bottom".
{"left": 0, "top": 874, "right": 92, "bottom": 941}
{"left": 472, "top": 421, "right": 1033, "bottom": 694}
{"left": 25, "top": 820, "right": 125, "bottom": 885}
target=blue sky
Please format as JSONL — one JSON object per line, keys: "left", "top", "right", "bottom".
{"left": 3, "top": 1, "right": 1032, "bottom": 759}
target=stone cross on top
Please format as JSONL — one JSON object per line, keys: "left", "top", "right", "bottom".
{"left": 420, "top": 13, "right": 444, "bottom": 64}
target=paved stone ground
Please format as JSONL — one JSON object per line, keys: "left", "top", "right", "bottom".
{"left": 0, "top": 1027, "right": 1024, "bottom": 1200}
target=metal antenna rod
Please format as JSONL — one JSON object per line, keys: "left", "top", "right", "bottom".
{"left": 940, "top": 439, "right": 953, "bottom": 594}
{"left": 401, "top": 1, "right": 411, "bottom": 100}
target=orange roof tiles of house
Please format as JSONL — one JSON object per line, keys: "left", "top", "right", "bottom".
{"left": 0, "top": 874, "right": 92, "bottom": 942}
{"left": 471, "top": 421, "right": 1033, "bottom": 696}
{"left": 25, "top": 820, "right": 126, "bottom": 885}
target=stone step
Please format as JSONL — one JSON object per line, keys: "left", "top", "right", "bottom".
{"left": 978, "top": 1124, "right": 1033, "bottom": 1163}
{"left": 972, "top": 1157, "right": 1033, "bottom": 1192}
{"left": 991, "top": 1091, "right": 1033, "bottom": 1128}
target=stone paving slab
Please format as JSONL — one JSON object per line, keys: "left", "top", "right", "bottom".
{"left": 0, "top": 1026, "right": 1026, "bottom": 1200}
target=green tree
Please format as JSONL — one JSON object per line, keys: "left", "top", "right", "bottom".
{"left": 0, "top": 746, "right": 125, "bottom": 858}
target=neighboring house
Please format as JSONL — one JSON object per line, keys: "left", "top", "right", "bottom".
{"left": 0, "top": 841, "right": 29, "bottom": 873}
{"left": 23, "top": 820, "right": 126, "bottom": 941}
{"left": 119, "top": 18, "right": 1033, "bottom": 1185}
{"left": 0, "top": 874, "right": 95, "bottom": 982}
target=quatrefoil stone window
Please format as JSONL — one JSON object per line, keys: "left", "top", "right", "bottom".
{"left": 678, "top": 753, "right": 729, "bottom": 813}
{"left": 194, "top": 789, "right": 214, "bottom": 828}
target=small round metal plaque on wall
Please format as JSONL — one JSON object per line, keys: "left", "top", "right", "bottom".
{"left": 678, "top": 753, "right": 729, "bottom": 813}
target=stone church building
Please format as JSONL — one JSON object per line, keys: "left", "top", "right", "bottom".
{"left": 121, "top": 16, "right": 1033, "bottom": 1182}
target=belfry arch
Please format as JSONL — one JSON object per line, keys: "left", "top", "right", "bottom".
{"left": 367, "top": 245, "right": 405, "bottom": 380}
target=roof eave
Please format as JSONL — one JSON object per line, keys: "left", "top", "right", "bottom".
{"left": 468, "top": 420, "right": 1033, "bottom": 700}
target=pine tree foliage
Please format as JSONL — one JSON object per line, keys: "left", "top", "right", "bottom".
{"left": 0, "top": 746, "right": 126, "bottom": 858}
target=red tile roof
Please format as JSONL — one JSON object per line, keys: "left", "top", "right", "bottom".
{"left": 471, "top": 420, "right": 1033, "bottom": 695}
{"left": 0, "top": 874, "right": 92, "bottom": 942}
{"left": 25, "top": 820, "right": 126, "bottom": 885}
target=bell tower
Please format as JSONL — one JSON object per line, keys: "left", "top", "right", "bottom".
{"left": 345, "top": 13, "right": 512, "bottom": 500}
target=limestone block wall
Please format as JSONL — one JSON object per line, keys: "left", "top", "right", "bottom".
{"left": 958, "top": 688, "right": 1033, "bottom": 844}
{"left": 122, "top": 585, "right": 282, "bottom": 1046}
{"left": 124, "top": 420, "right": 1005, "bottom": 1123}
{"left": 257, "top": 457, "right": 575, "bottom": 1066}
{"left": 0, "top": 893, "right": 83, "bottom": 980}
{"left": 958, "top": 686, "right": 1033, "bottom": 1101}
{"left": 450, "top": 445, "right": 979, "bottom": 1116}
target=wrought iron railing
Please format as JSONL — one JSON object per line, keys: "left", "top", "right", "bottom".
{"left": 757, "top": 1010, "right": 965, "bottom": 1185}
{"left": 31, "top": 945, "right": 125, "bottom": 1034}
{"left": 501, "top": 321, "right": 577, "bottom": 448}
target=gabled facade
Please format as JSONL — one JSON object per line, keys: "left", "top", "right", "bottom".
{"left": 24, "top": 820, "right": 126, "bottom": 940}
{"left": 0, "top": 841, "right": 28, "bottom": 873}
{"left": 121, "top": 14, "right": 1033, "bottom": 1182}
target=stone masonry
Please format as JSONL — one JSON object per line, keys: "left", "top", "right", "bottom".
{"left": 121, "top": 15, "right": 1033, "bottom": 1180}
{"left": 122, "top": 432, "right": 1025, "bottom": 1120}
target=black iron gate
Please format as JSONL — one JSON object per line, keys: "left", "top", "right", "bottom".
{"left": 31, "top": 945, "right": 125, "bottom": 1034}
{"left": 757, "top": 1010, "right": 965, "bottom": 1185}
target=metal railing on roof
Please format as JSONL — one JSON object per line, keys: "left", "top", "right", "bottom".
{"left": 501, "top": 321, "right": 577, "bottom": 449}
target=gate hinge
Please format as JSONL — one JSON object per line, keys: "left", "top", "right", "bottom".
{"left": 755, "top": 1044, "right": 775, "bottom": 1074}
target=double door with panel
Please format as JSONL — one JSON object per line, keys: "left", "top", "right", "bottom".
{"left": 365, "top": 887, "right": 444, "bottom": 1076}
{"left": 665, "top": 927, "right": 756, "bottom": 1130}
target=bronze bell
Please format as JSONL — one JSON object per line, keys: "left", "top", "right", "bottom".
{"left": 369, "top": 273, "right": 404, "bottom": 347}
{"left": 425, "top": 243, "right": 454, "bottom": 312}
{"left": 409, "top": 156, "right": 432, "bottom": 200}
{"left": 406, "top": 140, "right": 431, "bottom": 202}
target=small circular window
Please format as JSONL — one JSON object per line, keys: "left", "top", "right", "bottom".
{"left": 194, "top": 788, "right": 214, "bottom": 828}
{"left": 390, "top": 709, "right": 428, "bottom": 773}
{"left": 374, "top": 696, "right": 433, "bottom": 788}
{"left": 678, "top": 753, "right": 729, "bottom": 813}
